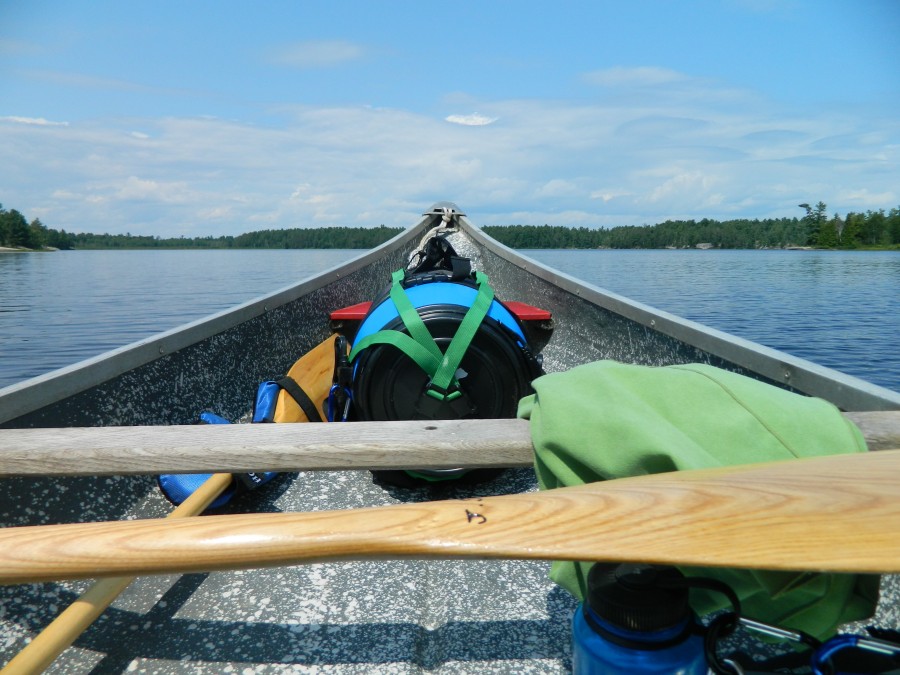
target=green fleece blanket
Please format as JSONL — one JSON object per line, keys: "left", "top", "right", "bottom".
{"left": 517, "top": 360, "right": 877, "bottom": 639}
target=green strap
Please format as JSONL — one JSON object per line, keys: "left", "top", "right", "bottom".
{"left": 350, "top": 270, "right": 495, "bottom": 401}
{"left": 388, "top": 269, "right": 443, "bottom": 363}
{"left": 349, "top": 269, "right": 443, "bottom": 368}
{"left": 428, "top": 271, "right": 493, "bottom": 398}
{"left": 349, "top": 330, "right": 442, "bottom": 376}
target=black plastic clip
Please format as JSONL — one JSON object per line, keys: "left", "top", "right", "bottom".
{"left": 415, "top": 383, "right": 476, "bottom": 419}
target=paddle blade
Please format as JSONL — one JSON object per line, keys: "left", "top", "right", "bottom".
{"left": 1, "top": 450, "right": 899, "bottom": 584}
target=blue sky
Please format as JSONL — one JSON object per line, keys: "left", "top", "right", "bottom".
{"left": 1, "top": 1, "right": 898, "bottom": 237}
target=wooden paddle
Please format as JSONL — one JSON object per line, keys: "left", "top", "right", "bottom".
{"left": 1, "top": 449, "right": 898, "bottom": 584}
{"left": 0, "top": 473, "right": 233, "bottom": 675}
{"left": 1, "top": 335, "right": 342, "bottom": 674}
{"left": 0, "top": 411, "right": 897, "bottom": 477}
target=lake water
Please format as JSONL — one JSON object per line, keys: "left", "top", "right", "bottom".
{"left": 529, "top": 248, "right": 900, "bottom": 392}
{"left": 0, "top": 250, "right": 353, "bottom": 388}
{"left": 1, "top": 248, "right": 898, "bottom": 392}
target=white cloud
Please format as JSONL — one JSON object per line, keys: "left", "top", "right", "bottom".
{"left": 536, "top": 179, "right": 579, "bottom": 198}
{"left": 445, "top": 113, "right": 498, "bottom": 127}
{"left": 112, "top": 176, "right": 201, "bottom": 204}
{"left": 636, "top": 168, "right": 727, "bottom": 212}
{"left": 1, "top": 86, "right": 897, "bottom": 237}
{"left": 197, "top": 206, "right": 232, "bottom": 220}
{"left": 20, "top": 69, "right": 183, "bottom": 95}
{"left": 590, "top": 189, "right": 632, "bottom": 203}
{"left": 114, "top": 176, "right": 165, "bottom": 200}
{"left": 1, "top": 115, "right": 69, "bottom": 127}
{"left": 51, "top": 189, "right": 81, "bottom": 200}
{"left": 837, "top": 188, "right": 897, "bottom": 206}
{"left": 270, "top": 40, "right": 365, "bottom": 68}
{"left": 289, "top": 184, "right": 334, "bottom": 207}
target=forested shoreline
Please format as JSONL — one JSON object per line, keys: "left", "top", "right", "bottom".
{"left": 2, "top": 201, "right": 898, "bottom": 251}
{"left": 486, "top": 202, "right": 900, "bottom": 249}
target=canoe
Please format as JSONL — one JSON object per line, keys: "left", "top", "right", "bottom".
{"left": 1, "top": 202, "right": 898, "bottom": 673}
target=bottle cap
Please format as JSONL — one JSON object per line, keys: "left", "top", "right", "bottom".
{"left": 586, "top": 563, "right": 690, "bottom": 632}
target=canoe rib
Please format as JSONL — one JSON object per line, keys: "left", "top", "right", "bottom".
{"left": 0, "top": 413, "right": 897, "bottom": 477}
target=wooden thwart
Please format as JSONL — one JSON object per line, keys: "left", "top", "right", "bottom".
{"left": 0, "top": 418, "right": 534, "bottom": 476}
{"left": 0, "top": 411, "right": 897, "bottom": 477}
{"left": 1, "top": 449, "right": 899, "bottom": 583}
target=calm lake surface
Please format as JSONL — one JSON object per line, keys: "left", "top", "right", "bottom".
{"left": 1, "top": 248, "right": 897, "bottom": 392}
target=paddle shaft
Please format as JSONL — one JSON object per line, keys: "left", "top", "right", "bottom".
{"left": 0, "top": 472, "right": 234, "bottom": 675}
{"left": 1, "top": 450, "right": 899, "bottom": 584}
{"left": 0, "top": 412, "right": 897, "bottom": 477}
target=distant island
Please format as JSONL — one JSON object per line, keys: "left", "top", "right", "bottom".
{"left": 2, "top": 201, "right": 898, "bottom": 251}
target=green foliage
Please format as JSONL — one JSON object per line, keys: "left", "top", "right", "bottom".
{"left": 817, "top": 218, "right": 839, "bottom": 248}
{"left": 66, "top": 225, "right": 404, "bottom": 249}
{"left": 69, "top": 232, "right": 233, "bottom": 249}
{"left": 485, "top": 205, "right": 899, "bottom": 250}
{"left": 232, "top": 225, "right": 403, "bottom": 249}
{"left": 889, "top": 208, "right": 900, "bottom": 246}
{"left": 27, "top": 218, "right": 47, "bottom": 249}
{"left": 485, "top": 217, "right": 809, "bottom": 249}
{"left": 0, "top": 204, "right": 74, "bottom": 249}
{"left": 798, "top": 202, "right": 828, "bottom": 245}
{"left": 0, "top": 208, "right": 30, "bottom": 248}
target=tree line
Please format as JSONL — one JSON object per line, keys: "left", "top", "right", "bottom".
{"left": 232, "top": 226, "right": 404, "bottom": 249}
{"left": 2, "top": 201, "right": 898, "bottom": 251}
{"left": 0, "top": 205, "right": 405, "bottom": 250}
{"left": 57, "top": 225, "right": 406, "bottom": 250}
{"left": 484, "top": 203, "right": 900, "bottom": 250}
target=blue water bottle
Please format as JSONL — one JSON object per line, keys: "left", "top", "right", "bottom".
{"left": 572, "top": 563, "right": 708, "bottom": 674}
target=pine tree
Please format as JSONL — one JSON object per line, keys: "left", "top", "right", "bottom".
{"left": 28, "top": 218, "right": 48, "bottom": 249}
{"left": 0, "top": 209, "right": 30, "bottom": 248}
{"left": 817, "top": 218, "right": 838, "bottom": 248}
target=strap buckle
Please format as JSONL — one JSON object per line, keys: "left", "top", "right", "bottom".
{"left": 424, "top": 382, "right": 463, "bottom": 402}
{"left": 415, "top": 383, "right": 476, "bottom": 419}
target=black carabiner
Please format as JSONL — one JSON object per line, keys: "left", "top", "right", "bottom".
{"left": 328, "top": 336, "right": 352, "bottom": 422}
